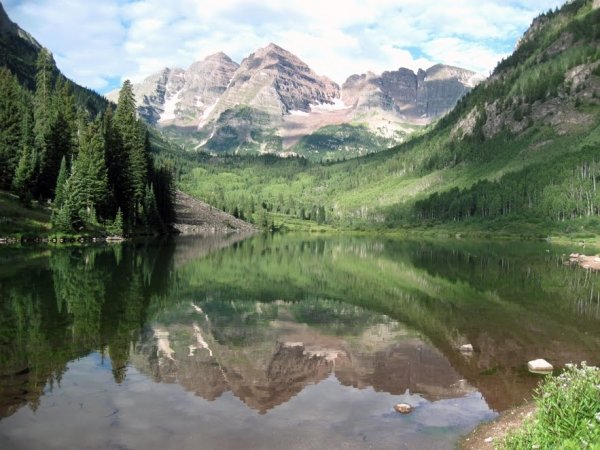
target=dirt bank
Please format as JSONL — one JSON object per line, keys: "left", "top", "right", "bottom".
{"left": 460, "top": 403, "right": 536, "bottom": 449}
{"left": 173, "top": 190, "right": 258, "bottom": 235}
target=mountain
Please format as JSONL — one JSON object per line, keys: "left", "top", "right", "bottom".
{"left": 0, "top": 2, "right": 108, "bottom": 115}
{"left": 181, "top": 0, "right": 600, "bottom": 237}
{"left": 106, "top": 52, "right": 239, "bottom": 126}
{"left": 0, "top": 1, "right": 40, "bottom": 88}
{"left": 286, "top": 64, "right": 481, "bottom": 159}
{"left": 342, "top": 65, "right": 483, "bottom": 120}
{"left": 112, "top": 43, "right": 481, "bottom": 158}
{"left": 208, "top": 43, "right": 339, "bottom": 119}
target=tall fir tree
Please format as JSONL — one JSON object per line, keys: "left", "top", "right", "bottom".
{"left": 79, "top": 120, "right": 109, "bottom": 215}
{"left": 152, "top": 165, "right": 176, "bottom": 226}
{"left": 12, "top": 106, "right": 38, "bottom": 203}
{"left": 53, "top": 155, "right": 68, "bottom": 209}
{"left": 113, "top": 80, "right": 138, "bottom": 219}
{"left": 33, "top": 48, "right": 58, "bottom": 199}
{"left": 0, "top": 68, "right": 25, "bottom": 189}
{"left": 64, "top": 119, "right": 110, "bottom": 226}
{"left": 130, "top": 121, "right": 149, "bottom": 206}
{"left": 103, "top": 106, "right": 126, "bottom": 216}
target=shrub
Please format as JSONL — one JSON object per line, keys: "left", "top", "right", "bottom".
{"left": 501, "top": 363, "right": 600, "bottom": 449}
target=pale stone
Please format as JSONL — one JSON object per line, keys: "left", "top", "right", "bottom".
{"left": 528, "top": 359, "right": 553, "bottom": 373}
{"left": 460, "top": 344, "right": 474, "bottom": 352}
{"left": 394, "top": 403, "right": 413, "bottom": 414}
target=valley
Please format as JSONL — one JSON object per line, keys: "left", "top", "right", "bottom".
{"left": 1, "top": 1, "right": 600, "bottom": 449}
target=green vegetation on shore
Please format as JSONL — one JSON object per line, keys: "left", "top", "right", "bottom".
{"left": 0, "top": 190, "right": 50, "bottom": 236}
{"left": 501, "top": 363, "right": 600, "bottom": 449}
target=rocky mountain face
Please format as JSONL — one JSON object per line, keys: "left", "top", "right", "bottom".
{"left": 208, "top": 43, "right": 339, "bottom": 120}
{"left": 1, "top": 3, "right": 108, "bottom": 112}
{"left": 106, "top": 52, "right": 239, "bottom": 126}
{"left": 0, "top": 2, "right": 42, "bottom": 90}
{"left": 111, "top": 43, "right": 482, "bottom": 156}
{"left": 0, "top": 2, "right": 40, "bottom": 47}
{"left": 342, "top": 64, "right": 483, "bottom": 120}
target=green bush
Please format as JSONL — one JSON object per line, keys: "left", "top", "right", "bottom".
{"left": 502, "top": 363, "right": 600, "bottom": 449}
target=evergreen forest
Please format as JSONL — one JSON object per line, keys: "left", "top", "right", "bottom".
{"left": 0, "top": 49, "right": 175, "bottom": 236}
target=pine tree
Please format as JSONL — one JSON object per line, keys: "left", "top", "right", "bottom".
{"left": 55, "top": 76, "right": 78, "bottom": 152}
{"left": 53, "top": 155, "right": 68, "bottom": 209}
{"left": 142, "top": 184, "right": 161, "bottom": 230}
{"left": 12, "top": 142, "right": 37, "bottom": 205}
{"left": 113, "top": 81, "right": 139, "bottom": 219}
{"left": 102, "top": 107, "right": 126, "bottom": 215}
{"left": 64, "top": 161, "right": 85, "bottom": 228}
{"left": 129, "top": 122, "right": 149, "bottom": 207}
{"left": 108, "top": 207, "right": 124, "bottom": 236}
{"left": 65, "top": 120, "right": 110, "bottom": 227}
{"left": 12, "top": 110, "right": 38, "bottom": 204}
{"left": 80, "top": 120, "right": 109, "bottom": 214}
{"left": 114, "top": 80, "right": 136, "bottom": 125}
{"left": 0, "top": 68, "right": 25, "bottom": 189}
{"left": 51, "top": 200, "right": 73, "bottom": 232}
{"left": 33, "top": 48, "right": 56, "bottom": 199}
{"left": 152, "top": 165, "right": 176, "bottom": 226}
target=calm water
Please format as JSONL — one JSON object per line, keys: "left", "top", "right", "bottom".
{"left": 1, "top": 234, "right": 600, "bottom": 449}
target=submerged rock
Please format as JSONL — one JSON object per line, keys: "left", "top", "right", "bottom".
{"left": 460, "top": 344, "right": 474, "bottom": 352}
{"left": 394, "top": 403, "right": 413, "bottom": 414}
{"left": 528, "top": 359, "right": 553, "bottom": 373}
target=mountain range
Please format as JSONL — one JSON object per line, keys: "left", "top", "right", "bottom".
{"left": 3, "top": 0, "right": 599, "bottom": 238}
{"left": 107, "top": 43, "right": 482, "bottom": 158}
{"left": 178, "top": 0, "right": 600, "bottom": 236}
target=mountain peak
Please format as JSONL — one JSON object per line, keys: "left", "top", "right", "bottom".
{"left": 204, "top": 51, "right": 234, "bottom": 63}
{"left": 265, "top": 42, "right": 285, "bottom": 52}
{"left": 252, "top": 42, "right": 297, "bottom": 60}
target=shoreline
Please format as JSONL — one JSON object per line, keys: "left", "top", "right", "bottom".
{"left": 2, "top": 225, "right": 598, "bottom": 249}
{"left": 460, "top": 402, "right": 536, "bottom": 449}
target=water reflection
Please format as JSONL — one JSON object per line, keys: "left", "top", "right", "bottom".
{"left": 0, "top": 241, "right": 175, "bottom": 418}
{"left": 1, "top": 235, "right": 600, "bottom": 448}
{"left": 131, "top": 298, "right": 473, "bottom": 414}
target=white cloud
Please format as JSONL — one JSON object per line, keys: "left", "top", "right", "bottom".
{"left": 4, "top": 0, "right": 565, "bottom": 93}
{"left": 423, "top": 38, "right": 509, "bottom": 76}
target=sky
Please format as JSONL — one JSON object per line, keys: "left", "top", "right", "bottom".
{"left": 4, "top": 0, "right": 565, "bottom": 94}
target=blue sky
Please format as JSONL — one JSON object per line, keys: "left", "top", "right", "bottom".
{"left": 4, "top": 0, "right": 564, "bottom": 94}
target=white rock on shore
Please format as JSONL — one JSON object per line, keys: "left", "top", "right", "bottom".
{"left": 528, "top": 359, "right": 553, "bottom": 373}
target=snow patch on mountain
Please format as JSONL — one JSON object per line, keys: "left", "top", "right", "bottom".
{"left": 159, "top": 90, "right": 182, "bottom": 122}
{"left": 310, "top": 98, "right": 351, "bottom": 112}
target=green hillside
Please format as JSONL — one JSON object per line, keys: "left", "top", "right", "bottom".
{"left": 178, "top": 0, "right": 600, "bottom": 239}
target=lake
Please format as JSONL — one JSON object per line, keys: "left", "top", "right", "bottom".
{"left": 1, "top": 234, "right": 599, "bottom": 449}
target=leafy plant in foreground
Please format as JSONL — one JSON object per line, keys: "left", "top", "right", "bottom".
{"left": 502, "top": 363, "right": 600, "bottom": 449}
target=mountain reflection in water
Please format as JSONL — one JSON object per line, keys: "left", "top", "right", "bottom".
{"left": 131, "top": 299, "right": 473, "bottom": 414}
{"left": 0, "top": 234, "right": 599, "bottom": 449}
